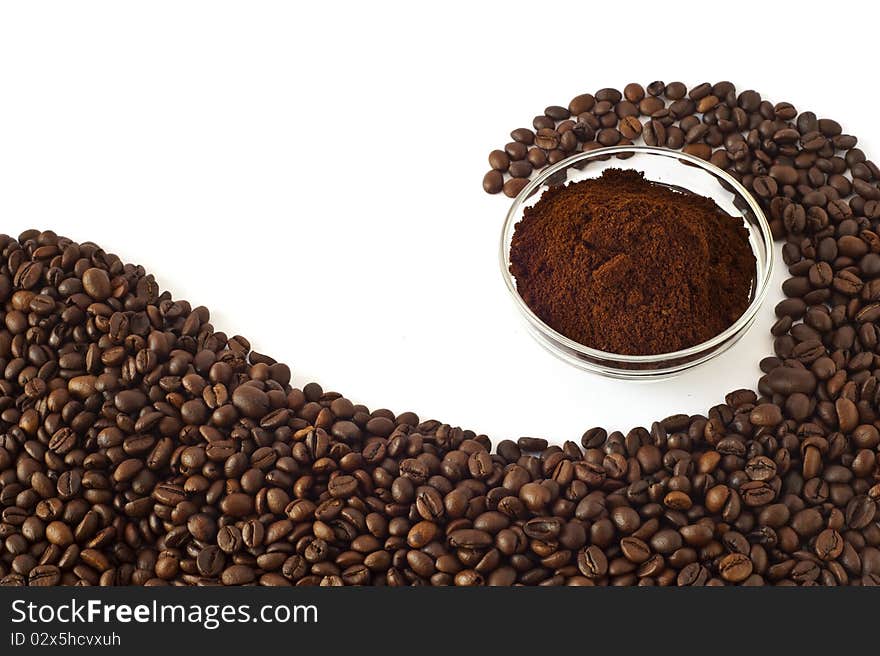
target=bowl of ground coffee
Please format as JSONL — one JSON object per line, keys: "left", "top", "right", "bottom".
{"left": 501, "top": 145, "right": 774, "bottom": 378}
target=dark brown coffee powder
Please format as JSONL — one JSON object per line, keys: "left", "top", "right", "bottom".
{"left": 509, "top": 169, "right": 756, "bottom": 355}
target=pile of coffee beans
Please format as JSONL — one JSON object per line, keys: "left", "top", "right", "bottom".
{"left": 0, "top": 83, "right": 878, "bottom": 587}
{"left": 482, "top": 80, "right": 865, "bottom": 225}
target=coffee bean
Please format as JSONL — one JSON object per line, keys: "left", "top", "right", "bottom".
{"left": 846, "top": 496, "right": 876, "bottom": 530}
{"left": 611, "top": 506, "right": 641, "bottom": 534}
{"left": 82, "top": 268, "right": 111, "bottom": 301}
{"left": 503, "top": 178, "right": 528, "bottom": 198}
{"left": 791, "top": 559, "right": 820, "bottom": 583}
{"left": 745, "top": 456, "right": 777, "bottom": 481}
{"left": 683, "top": 143, "right": 711, "bottom": 160}
{"left": 488, "top": 149, "right": 509, "bottom": 172}
{"left": 519, "top": 482, "right": 551, "bottom": 511}
{"left": 415, "top": 487, "right": 444, "bottom": 521}
{"left": 232, "top": 385, "right": 269, "bottom": 418}
{"left": 526, "top": 148, "right": 547, "bottom": 168}
{"left": 328, "top": 474, "right": 358, "bottom": 498}
{"left": 597, "top": 128, "right": 621, "bottom": 146}
{"left": 196, "top": 546, "right": 225, "bottom": 577}
{"left": 766, "top": 366, "right": 817, "bottom": 395}
{"left": 468, "top": 450, "right": 493, "bottom": 479}
{"left": 750, "top": 403, "right": 782, "bottom": 426}
{"left": 639, "top": 96, "right": 664, "bottom": 116}
{"left": 595, "top": 88, "right": 622, "bottom": 103}
{"left": 45, "top": 521, "right": 73, "bottom": 547}
{"left": 221, "top": 565, "right": 255, "bottom": 586}
{"left": 649, "top": 529, "right": 682, "bottom": 555}
{"left": 508, "top": 160, "right": 532, "bottom": 179}
{"left": 559, "top": 131, "right": 577, "bottom": 153}
{"left": 510, "top": 128, "right": 535, "bottom": 145}
{"left": 522, "top": 517, "right": 562, "bottom": 541}
{"left": 517, "top": 437, "right": 548, "bottom": 452}
{"left": 818, "top": 118, "right": 842, "bottom": 137}
{"left": 407, "top": 521, "right": 439, "bottom": 548}
{"left": 752, "top": 176, "right": 778, "bottom": 198}
{"left": 620, "top": 537, "right": 651, "bottom": 564}
{"left": 532, "top": 116, "right": 554, "bottom": 131}
{"left": 677, "top": 562, "right": 709, "bottom": 586}
{"left": 503, "top": 140, "right": 531, "bottom": 163}
{"left": 534, "top": 129, "right": 560, "bottom": 151}
{"left": 545, "top": 106, "right": 570, "bottom": 121}
{"left": 220, "top": 492, "right": 253, "bottom": 518}
{"left": 646, "top": 81, "right": 665, "bottom": 96}
{"left": 483, "top": 170, "right": 503, "bottom": 194}
{"left": 568, "top": 94, "right": 595, "bottom": 116}
{"left": 448, "top": 528, "right": 493, "bottom": 549}
{"left": 664, "top": 491, "right": 692, "bottom": 510}
{"left": 815, "top": 529, "right": 844, "bottom": 561}
{"left": 28, "top": 564, "right": 61, "bottom": 587}
{"left": 719, "top": 553, "right": 753, "bottom": 582}
{"left": 578, "top": 545, "right": 608, "bottom": 579}
{"left": 619, "top": 116, "right": 642, "bottom": 139}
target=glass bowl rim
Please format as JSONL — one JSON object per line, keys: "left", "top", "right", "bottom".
{"left": 499, "top": 145, "right": 775, "bottom": 365}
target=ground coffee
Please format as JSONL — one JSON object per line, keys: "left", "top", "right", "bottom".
{"left": 509, "top": 169, "right": 756, "bottom": 354}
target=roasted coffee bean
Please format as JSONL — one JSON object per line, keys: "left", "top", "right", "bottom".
{"left": 232, "top": 385, "right": 269, "bottom": 419}
{"left": 196, "top": 546, "right": 224, "bottom": 577}
{"left": 526, "top": 148, "right": 547, "bottom": 169}
{"left": 505, "top": 141, "right": 527, "bottom": 160}
{"left": 534, "top": 128, "right": 559, "bottom": 150}
{"left": 597, "top": 128, "right": 621, "bottom": 146}
{"left": 846, "top": 496, "right": 876, "bottom": 529}
{"left": 719, "top": 553, "right": 753, "bottom": 582}
{"left": 448, "top": 529, "right": 493, "bottom": 549}
{"left": 750, "top": 404, "right": 782, "bottom": 427}
{"left": 483, "top": 170, "right": 503, "bottom": 194}
{"left": 523, "top": 517, "right": 562, "bottom": 541}
{"left": 545, "top": 106, "right": 570, "bottom": 121}
{"left": 488, "top": 150, "right": 509, "bottom": 172}
{"left": 511, "top": 128, "right": 535, "bottom": 145}
{"left": 620, "top": 537, "right": 651, "bottom": 564}
{"left": 328, "top": 475, "right": 358, "bottom": 498}
{"left": 82, "top": 268, "right": 111, "bottom": 301}
{"left": 815, "top": 529, "right": 844, "bottom": 561}
{"left": 568, "top": 94, "right": 595, "bottom": 116}
{"left": 619, "top": 116, "right": 642, "bottom": 140}
{"left": 508, "top": 160, "right": 532, "bottom": 179}
{"left": 503, "top": 178, "right": 528, "bottom": 198}
{"left": 577, "top": 545, "right": 608, "bottom": 579}
{"left": 28, "top": 565, "right": 61, "bottom": 587}
{"left": 221, "top": 565, "right": 255, "bottom": 586}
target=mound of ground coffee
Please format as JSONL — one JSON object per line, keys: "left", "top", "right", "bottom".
{"left": 509, "top": 169, "right": 756, "bottom": 354}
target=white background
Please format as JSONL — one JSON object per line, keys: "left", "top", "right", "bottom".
{"left": 0, "top": 1, "right": 876, "bottom": 444}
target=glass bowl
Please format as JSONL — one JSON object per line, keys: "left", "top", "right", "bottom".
{"left": 500, "top": 145, "right": 774, "bottom": 379}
